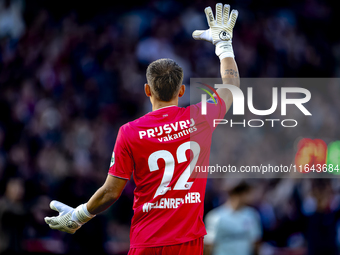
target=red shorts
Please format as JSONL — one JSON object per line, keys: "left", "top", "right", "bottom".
{"left": 128, "top": 237, "right": 203, "bottom": 255}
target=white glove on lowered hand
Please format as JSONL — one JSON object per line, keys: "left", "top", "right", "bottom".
{"left": 44, "top": 200, "right": 95, "bottom": 234}
{"left": 192, "top": 3, "right": 238, "bottom": 60}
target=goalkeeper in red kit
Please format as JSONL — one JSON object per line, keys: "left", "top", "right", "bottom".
{"left": 44, "top": 3, "right": 240, "bottom": 254}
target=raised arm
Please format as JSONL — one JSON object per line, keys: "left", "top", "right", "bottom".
{"left": 193, "top": 3, "right": 240, "bottom": 114}
{"left": 219, "top": 57, "right": 240, "bottom": 114}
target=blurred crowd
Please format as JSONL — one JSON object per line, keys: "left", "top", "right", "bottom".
{"left": 0, "top": 0, "right": 340, "bottom": 254}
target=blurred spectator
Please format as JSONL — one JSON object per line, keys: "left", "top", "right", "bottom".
{"left": 0, "top": 0, "right": 25, "bottom": 39}
{"left": 0, "top": 178, "right": 26, "bottom": 254}
{"left": 204, "top": 181, "right": 262, "bottom": 255}
{"left": 302, "top": 179, "right": 340, "bottom": 255}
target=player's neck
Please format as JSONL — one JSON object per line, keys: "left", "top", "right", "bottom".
{"left": 152, "top": 100, "right": 178, "bottom": 111}
{"left": 226, "top": 198, "right": 243, "bottom": 211}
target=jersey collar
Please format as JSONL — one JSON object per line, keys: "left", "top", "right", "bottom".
{"left": 153, "top": 105, "right": 177, "bottom": 111}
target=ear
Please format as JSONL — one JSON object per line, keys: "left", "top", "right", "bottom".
{"left": 145, "top": 84, "right": 152, "bottom": 97}
{"left": 178, "top": 84, "right": 186, "bottom": 98}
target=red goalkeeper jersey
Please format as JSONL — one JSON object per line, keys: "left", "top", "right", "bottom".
{"left": 108, "top": 99, "right": 226, "bottom": 248}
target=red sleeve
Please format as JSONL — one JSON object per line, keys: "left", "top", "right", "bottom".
{"left": 204, "top": 96, "right": 226, "bottom": 129}
{"left": 191, "top": 96, "right": 226, "bottom": 130}
{"left": 108, "top": 126, "right": 134, "bottom": 180}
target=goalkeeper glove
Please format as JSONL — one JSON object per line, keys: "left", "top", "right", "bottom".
{"left": 192, "top": 3, "right": 238, "bottom": 60}
{"left": 44, "top": 200, "right": 95, "bottom": 234}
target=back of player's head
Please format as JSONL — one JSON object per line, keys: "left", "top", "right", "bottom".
{"left": 146, "top": 58, "right": 184, "bottom": 102}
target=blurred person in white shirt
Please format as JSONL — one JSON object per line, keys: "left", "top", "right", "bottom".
{"left": 0, "top": 0, "right": 25, "bottom": 39}
{"left": 204, "top": 181, "right": 262, "bottom": 255}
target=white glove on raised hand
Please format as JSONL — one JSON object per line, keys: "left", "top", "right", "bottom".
{"left": 192, "top": 3, "right": 238, "bottom": 60}
{"left": 44, "top": 200, "right": 95, "bottom": 234}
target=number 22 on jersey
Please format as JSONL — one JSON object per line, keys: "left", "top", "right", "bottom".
{"left": 148, "top": 141, "right": 200, "bottom": 198}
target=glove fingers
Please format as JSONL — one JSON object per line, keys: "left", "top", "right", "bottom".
{"left": 45, "top": 216, "right": 58, "bottom": 225}
{"left": 227, "top": 9, "right": 239, "bottom": 29}
{"left": 216, "top": 3, "right": 223, "bottom": 25}
{"left": 50, "top": 200, "right": 74, "bottom": 214}
{"left": 192, "top": 29, "right": 212, "bottom": 42}
{"left": 204, "top": 7, "right": 215, "bottom": 27}
{"left": 192, "top": 30, "right": 202, "bottom": 40}
{"left": 48, "top": 224, "right": 68, "bottom": 233}
{"left": 223, "top": 4, "right": 230, "bottom": 24}
{"left": 49, "top": 225, "right": 75, "bottom": 234}
{"left": 48, "top": 224, "right": 60, "bottom": 230}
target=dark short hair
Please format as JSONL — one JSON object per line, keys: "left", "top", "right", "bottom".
{"left": 146, "top": 58, "right": 184, "bottom": 102}
{"left": 228, "top": 181, "right": 252, "bottom": 196}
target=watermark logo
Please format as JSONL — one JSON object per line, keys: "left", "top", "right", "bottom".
{"left": 197, "top": 82, "right": 222, "bottom": 115}
{"left": 197, "top": 84, "right": 312, "bottom": 128}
